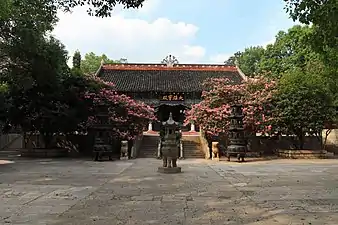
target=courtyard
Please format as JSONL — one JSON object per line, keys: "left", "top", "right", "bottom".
{"left": 1, "top": 158, "right": 338, "bottom": 225}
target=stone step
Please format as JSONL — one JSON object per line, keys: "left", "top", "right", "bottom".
{"left": 140, "top": 135, "right": 205, "bottom": 159}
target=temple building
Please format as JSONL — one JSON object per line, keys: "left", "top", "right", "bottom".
{"left": 95, "top": 55, "right": 246, "bottom": 132}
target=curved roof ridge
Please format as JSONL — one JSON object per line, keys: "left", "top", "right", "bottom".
{"left": 102, "top": 63, "right": 238, "bottom": 72}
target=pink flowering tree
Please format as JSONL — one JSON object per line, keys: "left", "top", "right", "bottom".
{"left": 242, "top": 76, "right": 277, "bottom": 135}
{"left": 185, "top": 78, "right": 243, "bottom": 137}
{"left": 83, "top": 81, "right": 155, "bottom": 140}
{"left": 185, "top": 76, "right": 277, "bottom": 137}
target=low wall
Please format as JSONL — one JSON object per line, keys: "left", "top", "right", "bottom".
{"left": 23, "top": 133, "right": 134, "bottom": 157}
{"left": 198, "top": 130, "right": 210, "bottom": 159}
{"left": 206, "top": 134, "right": 322, "bottom": 156}
{"left": 277, "top": 149, "right": 327, "bottom": 159}
{"left": 324, "top": 129, "right": 338, "bottom": 153}
{"left": 248, "top": 136, "right": 322, "bottom": 155}
{"left": 20, "top": 148, "right": 69, "bottom": 158}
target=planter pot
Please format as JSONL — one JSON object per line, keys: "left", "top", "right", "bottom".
{"left": 20, "top": 148, "right": 68, "bottom": 158}
{"left": 277, "top": 149, "right": 328, "bottom": 159}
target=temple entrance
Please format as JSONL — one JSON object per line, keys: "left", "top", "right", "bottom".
{"left": 153, "top": 104, "right": 188, "bottom": 131}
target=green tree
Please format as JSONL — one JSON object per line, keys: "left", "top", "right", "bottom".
{"left": 0, "top": 0, "right": 70, "bottom": 146}
{"left": 71, "top": 50, "right": 83, "bottom": 76}
{"left": 72, "top": 50, "right": 81, "bottom": 69}
{"left": 273, "top": 67, "right": 335, "bottom": 149}
{"left": 0, "top": 0, "right": 59, "bottom": 87}
{"left": 235, "top": 46, "right": 265, "bottom": 77}
{"left": 260, "top": 25, "right": 319, "bottom": 78}
{"left": 284, "top": 0, "right": 338, "bottom": 50}
{"left": 81, "top": 52, "right": 120, "bottom": 75}
{"left": 224, "top": 52, "right": 241, "bottom": 66}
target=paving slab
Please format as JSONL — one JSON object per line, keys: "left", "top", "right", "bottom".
{"left": 1, "top": 158, "right": 338, "bottom": 224}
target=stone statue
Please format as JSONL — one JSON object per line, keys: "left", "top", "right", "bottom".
{"left": 211, "top": 142, "right": 220, "bottom": 161}
{"left": 158, "top": 112, "right": 181, "bottom": 173}
{"left": 120, "top": 140, "right": 128, "bottom": 160}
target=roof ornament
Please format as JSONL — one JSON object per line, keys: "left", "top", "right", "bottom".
{"left": 161, "top": 55, "right": 179, "bottom": 67}
{"left": 119, "top": 58, "right": 128, "bottom": 63}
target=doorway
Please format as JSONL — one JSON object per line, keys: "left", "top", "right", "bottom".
{"left": 153, "top": 104, "right": 188, "bottom": 131}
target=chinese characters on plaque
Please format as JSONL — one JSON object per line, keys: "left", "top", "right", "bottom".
{"left": 160, "top": 93, "right": 184, "bottom": 101}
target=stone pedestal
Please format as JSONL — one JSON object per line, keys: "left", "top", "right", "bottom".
{"left": 157, "top": 166, "right": 182, "bottom": 174}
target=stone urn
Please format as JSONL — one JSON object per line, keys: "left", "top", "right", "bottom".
{"left": 158, "top": 112, "right": 182, "bottom": 174}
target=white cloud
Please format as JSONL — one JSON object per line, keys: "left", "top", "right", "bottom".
{"left": 52, "top": 6, "right": 206, "bottom": 64}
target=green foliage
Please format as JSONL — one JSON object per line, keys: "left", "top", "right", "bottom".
{"left": 231, "top": 25, "right": 322, "bottom": 79}
{"left": 0, "top": 0, "right": 69, "bottom": 146}
{"left": 81, "top": 52, "right": 119, "bottom": 75}
{"left": 284, "top": 0, "right": 338, "bottom": 50}
{"left": 235, "top": 47, "right": 265, "bottom": 77}
{"left": 72, "top": 50, "right": 81, "bottom": 69}
{"left": 56, "top": 0, "right": 145, "bottom": 17}
{"left": 70, "top": 50, "right": 83, "bottom": 76}
{"left": 0, "top": 82, "right": 9, "bottom": 93}
{"left": 0, "top": 0, "right": 58, "bottom": 36}
{"left": 2, "top": 36, "right": 70, "bottom": 138}
{"left": 273, "top": 68, "right": 335, "bottom": 148}
{"left": 263, "top": 25, "right": 318, "bottom": 78}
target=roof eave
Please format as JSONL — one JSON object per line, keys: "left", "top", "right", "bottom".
{"left": 94, "top": 61, "right": 104, "bottom": 77}
{"left": 235, "top": 61, "right": 247, "bottom": 81}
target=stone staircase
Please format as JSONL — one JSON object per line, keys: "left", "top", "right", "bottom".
{"left": 138, "top": 135, "right": 159, "bottom": 158}
{"left": 182, "top": 135, "right": 205, "bottom": 159}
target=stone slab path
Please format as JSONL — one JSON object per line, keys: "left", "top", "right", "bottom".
{"left": 1, "top": 158, "right": 338, "bottom": 224}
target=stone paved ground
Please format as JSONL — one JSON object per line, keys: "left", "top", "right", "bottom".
{"left": 1, "top": 158, "right": 338, "bottom": 225}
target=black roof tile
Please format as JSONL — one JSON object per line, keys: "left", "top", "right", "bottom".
{"left": 98, "top": 64, "right": 243, "bottom": 92}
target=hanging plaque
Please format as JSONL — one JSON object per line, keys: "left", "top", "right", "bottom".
{"left": 160, "top": 93, "right": 184, "bottom": 101}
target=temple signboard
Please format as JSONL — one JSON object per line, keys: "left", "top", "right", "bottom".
{"left": 160, "top": 93, "right": 184, "bottom": 101}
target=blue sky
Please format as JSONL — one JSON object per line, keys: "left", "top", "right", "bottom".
{"left": 54, "top": 0, "right": 298, "bottom": 64}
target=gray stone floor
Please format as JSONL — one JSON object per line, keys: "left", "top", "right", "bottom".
{"left": 1, "top": 158, "right": 338, "bottom": 225}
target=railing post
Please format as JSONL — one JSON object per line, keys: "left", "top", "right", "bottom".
{"left": 157, "top": 139, "right": 161, "bottom": 159}
{"left": 179, "top": 140, "right": 184, "bottom": 159}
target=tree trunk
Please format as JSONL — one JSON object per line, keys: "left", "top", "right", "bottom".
{"left": 323, "top": 129, "right": 332, "bottom": 150}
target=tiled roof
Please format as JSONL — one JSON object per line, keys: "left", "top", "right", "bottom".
{"left": 97, "top": 63, "right": 243, "bottom": 92}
